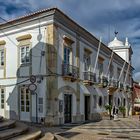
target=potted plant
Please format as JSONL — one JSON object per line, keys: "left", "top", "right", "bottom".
{"left": 105, "top": 104, "right": 112, "bottom": 120}
{"left": 119, "top": 106, "right": 126, "bottom": 118}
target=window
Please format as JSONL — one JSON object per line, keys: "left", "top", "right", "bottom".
{"left": 38, "top": 98, "right": 43, "bottom": 113}
{"left": 1, "top": 88, "right": 5, "bottom": 109}
{"left": 20, "top": 87, "right": 30, "bottom": 112}
{"left": 20, "top": 46, "right": 30, "bottom": 64}
{"left": 84, "top": 54, "right": 91, "bottom": 71}
{"left": 64, "top": 46, "right": 71, "bottom": 64}
{"left": 93, "top": 95, "right": 97, "bottom": 108}
{"left": 0, "top": 49, "right": 4, "bottom": 66}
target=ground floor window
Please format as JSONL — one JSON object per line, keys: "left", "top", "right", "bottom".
{"left": 20, "top": 87, "right": 30, "bottom": 112}
{"left": 0, "top": 88, "right": 5, "bottom": 109}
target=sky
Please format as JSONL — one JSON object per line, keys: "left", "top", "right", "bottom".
{"left": 0, "top": 0, "right": 140, "bottom": 81}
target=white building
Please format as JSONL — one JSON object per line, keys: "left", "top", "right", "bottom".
{"left": 0, "top": 8, "right": 133, "bottom": 125}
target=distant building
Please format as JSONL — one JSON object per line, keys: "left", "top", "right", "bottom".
{"left": 0, "top": 8, "right": 134, "bottom": 125}
{"left": 132, "top": 82, "right": 140, "bottom": 115}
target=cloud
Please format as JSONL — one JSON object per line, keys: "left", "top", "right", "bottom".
{"left": 0, "top": 0, "right": 140, "bottom": 76}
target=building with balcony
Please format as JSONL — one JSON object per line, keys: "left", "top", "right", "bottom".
{"left": 0, "top": 8, "right": 133, "bottom": 125}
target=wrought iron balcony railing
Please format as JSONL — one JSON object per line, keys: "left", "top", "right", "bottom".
{"left": 83, "top": 72, "right": 96, "bottom": 83}
{"left": 98, "top": 75, "right": 108, "bottom": 88}
{"left": 108, "top": 79, "right": 118, "bottom": 88}
{"left": 62, "top": 63, "right": 79, "bottom": 80}
{"left": 124, "top": 85, "right": 132, "bottom": 92}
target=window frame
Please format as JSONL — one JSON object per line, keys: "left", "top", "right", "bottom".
{"left": 0, "top": 88, "right": 5, "bottom": 109}
{"left": 20, "top": 45, "right": 30, "bottom": 65}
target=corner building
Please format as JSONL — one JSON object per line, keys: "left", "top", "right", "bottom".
{"left": 0, "top": 8, "right": 133, "bottom": 125}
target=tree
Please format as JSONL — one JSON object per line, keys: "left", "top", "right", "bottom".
{"left": 105, "top": 104, "right": 112, "bottom": 120}
{"left": 119, "top": 106, "right": 126, "bottom": 118}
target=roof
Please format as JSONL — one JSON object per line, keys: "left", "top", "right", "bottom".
{"left": 108, "top": 37, "right": 124, "bottom": 48}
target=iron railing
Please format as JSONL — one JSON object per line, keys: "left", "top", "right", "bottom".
{"left": 83, "top": 72, "right": 96, "bottom": 83}
{"left": 62, "top": 63, "right": 79, "bottom": 79}
{"left": 108, "top": 79, "right": 118, "bottom": 88}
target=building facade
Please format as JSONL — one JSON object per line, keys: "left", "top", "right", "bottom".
{"left": 0, "top": 8, "right": 133, "bottom": 125}
{"left": 132, "top": 82, "right": 140, "bottom": 115}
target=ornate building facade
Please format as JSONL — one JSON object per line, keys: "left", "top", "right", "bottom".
{"left": 0, "top": 8, "right": 133, "bottom": 125}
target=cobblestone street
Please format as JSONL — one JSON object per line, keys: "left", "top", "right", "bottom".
{"left": 38, "top": 116, "right": 140, "bottom": 140}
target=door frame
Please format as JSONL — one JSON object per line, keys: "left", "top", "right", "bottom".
{"left": 19, "top": 86, "right": 31, "bottom": 122}
{"left": 84, "top": 95, "right": 90, "bottom": 121}
{"left": 64, "top": 94, "right": 72, "bottom": 123}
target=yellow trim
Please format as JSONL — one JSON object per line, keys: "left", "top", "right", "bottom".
{"left": 16, "top": 34, "right": 32, "bottom": 42}
{"left": 63, "top": 35, "right": 74, "bottom": 45}
{"left": 0, "top": 40, "right": 6, "bottom": 46}
{"left": 4, "top": 48, "right": 6, "bottom": 78}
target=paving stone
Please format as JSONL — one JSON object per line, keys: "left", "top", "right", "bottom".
{"left": 40, "top": 132, "right": 55, "bottom": 140}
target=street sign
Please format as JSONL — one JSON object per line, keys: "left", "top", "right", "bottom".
{"left": 28, "top": 83, "right": 37, "bottom": 92}
{"left": 30, "top": 75, "right": 36, "bottom": 83}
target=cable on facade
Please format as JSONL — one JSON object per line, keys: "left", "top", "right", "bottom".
{"left": 0, "top": 78, "right": 29, "bottom": 87}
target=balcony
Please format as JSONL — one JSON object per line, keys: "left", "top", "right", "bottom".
{"left": 62, "top": 63, "right": 79, "bottom": 82}
{"left": 98, "top": 75, "right": 108, "bottom": 88}
{"left": 83, "top": 72, "right": 96, "bottom": 85}
{"left": 124, "top": 85, "right": 132, "bottom": 92}
{"left": 108, "top": 79, "right": 118, "bottom": 89}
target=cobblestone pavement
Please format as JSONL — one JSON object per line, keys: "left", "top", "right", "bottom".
{"left": 56, "top": 116, "right": 140, "bottom": 140}
{"left": 28, "top": 116, "right": 140, "bottom": 140}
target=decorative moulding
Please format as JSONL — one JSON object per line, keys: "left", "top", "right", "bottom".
{"left": 63, "top": 35, "right": 74, "bottom": 45}
{"left": 16, "top": 34, "right": 32, "bottom": 42}
{"left": 0, "top": 40, "right": 6, "bottom": 45}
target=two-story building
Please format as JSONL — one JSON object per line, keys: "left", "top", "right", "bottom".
{"left": 0, "top": 8, "right": 133, "bottom": 125}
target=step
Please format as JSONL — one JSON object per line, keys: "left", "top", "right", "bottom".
{"left": 0, "top": 120, "right": 16, "bottom": 131}
{"left": 0, "top": 122, "right": 28, "bottom": 140}
{"left": 10, "top": 127, "right": 42, "bottom": 140}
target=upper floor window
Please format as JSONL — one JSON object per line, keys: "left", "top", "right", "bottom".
{"left": 98, "top": 58, "right": 103, "bottom": 76}
{"left": 64, "top": 46, "right": 71, "bottom": 64}
{"left": 20, "top": 46, "right": 30, "bottom": 64}
{"left": 0, "top": 49, "right": 4, "bottom": 66}
{"left": 84, "top": 54, "right": 91, "bottom": 71}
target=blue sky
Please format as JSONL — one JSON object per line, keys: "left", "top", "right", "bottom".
{"left": 0, "top": 0, "right": 140, "bottom": 81}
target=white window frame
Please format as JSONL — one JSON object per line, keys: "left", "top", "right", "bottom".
{"left": 0, "top": 88, "right": 5, "bottom": 109}
{"left": 20, "top": 45, "right": 30, "bottom": 64}
{"left": 20, "top": 87, "right": 30, "bottom": 112}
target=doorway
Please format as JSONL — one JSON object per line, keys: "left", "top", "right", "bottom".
{"left": 85, "top": 96, "right": 90, "bottom": 120}
{"left": 20, "top": 87, "right": 31, "bottom": 122}
{"left": 64, "top": 94, "right": 72, "bottom": 123}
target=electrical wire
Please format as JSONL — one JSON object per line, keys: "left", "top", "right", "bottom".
{"left": 0, "top": 78, "right": 29, "bottom": 87}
